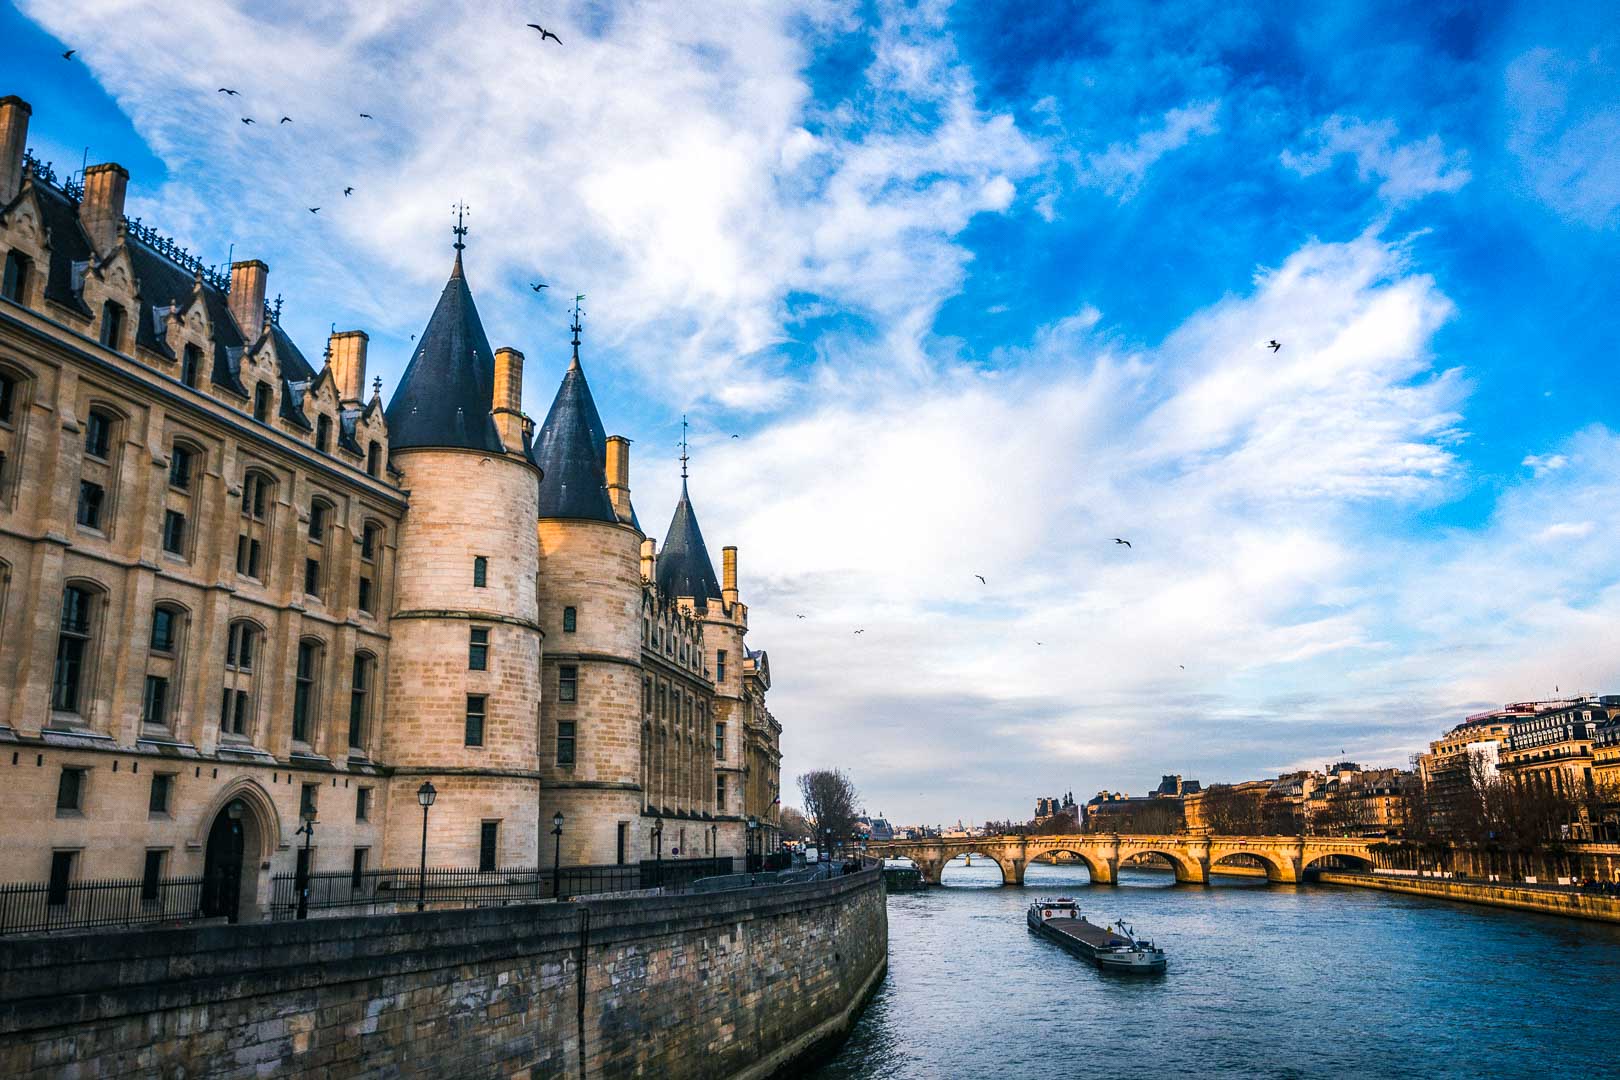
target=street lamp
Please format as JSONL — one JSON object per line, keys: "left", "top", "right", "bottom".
{"left": 295, "top": 806, "right": 317, "bottom": 920}
{"left": 416, "top": 780, "right": 437, "bottom": 912}
{"left": 747, "top": 815, "right": 759, "bottom": 873}
{"left": 709, "top": 823, "right": 718, "bottom": 864}
{"left": 552, "top": 812, "right": 565, "bottom": 899}
{"left": 652, "top": 815, "right": 665, "bottom": 888}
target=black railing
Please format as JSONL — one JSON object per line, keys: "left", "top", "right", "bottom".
{"left": 269, "top": 857, "right": 737, "bottom": 920}
{"left": 0, "top": 875, "right": 204, "bottom": 936}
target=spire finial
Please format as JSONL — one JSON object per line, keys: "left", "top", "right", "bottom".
{"left": 451, "top": 201, "right": 469, "bottom": 252}
{"left": 372, "top": 375, "right": 382, "bottom": 399}
{"left": 570, "top": 294, "right": 585, "bottom": 366}
{"left": 679, "top": 414, "right": 689, "bottom": 483}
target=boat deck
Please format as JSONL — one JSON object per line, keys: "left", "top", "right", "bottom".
{"left": 1043, "top": 918, "right": 1132, "bottom": 950}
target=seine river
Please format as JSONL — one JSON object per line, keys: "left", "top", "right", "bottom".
{"left": 812, "top": 860, "right": 1620, "bottom": 1079}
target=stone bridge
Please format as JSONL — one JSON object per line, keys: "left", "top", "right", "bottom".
{"left": 865, "top": 834, "right": 1376, "bottom": 886}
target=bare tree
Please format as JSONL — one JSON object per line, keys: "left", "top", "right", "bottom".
{"left": 1202, "top": 785, "right": 1266, "bottom": 835}
{"left": 777, "top": 806, "right": 812, "bottom": 841}
{"left": 797, "top": 769, "right": 861, "bottom": 848}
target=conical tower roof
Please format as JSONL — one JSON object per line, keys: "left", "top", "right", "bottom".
{"left": 534, "top": 354, "right": 617, "bottom": 521}
{"left": 656, "top": 481, "right": 723, "bottom": 605}
{"left": 384, "top": 253, "right": 504, "bottom": 453}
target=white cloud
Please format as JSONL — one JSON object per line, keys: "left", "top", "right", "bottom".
{"left": 1282, "top": 115, "right": 1470, "bottom": 204}
{"left": 21, "top": 0, "right": 1039, "bottom": 412}
{"left": 1522, "top": 452, "right": 1568, "bottom": 476}
{"left": 1506, "top": 45, "right": 1620, "bottom": 229}
{"left": 1083, "top": 99, "right": 1220, "bottom": 199}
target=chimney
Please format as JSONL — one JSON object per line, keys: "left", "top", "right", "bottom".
{"left": 328, "top": 330, "right": 369, "bottom": 406}
{"left": 229, "top": 260, "right": 268, "bottom": 342}
{"left": 722, "top": 545, "right": 738, "bottom": 606}
{"left": 0, "top": 96, "right": 30, "bottom": 205}
{"left": 640, "top": 537, "right": 657, "bottom": 583}
{"left": 605, "top": 435, "right": 633, "bottom": 523}
{"left": 492, "top": 347, "right": 525, "bottom": 452}
{"left": 79, "top": 162, "right": 128, "bottom": 257}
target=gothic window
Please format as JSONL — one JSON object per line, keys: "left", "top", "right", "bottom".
{"left": 237, "top": 470, "right": 274, "bottom": 581}
{"left": 348, "top": 653, "right": 374, "bottom": 750}
{"left": 308, "top": 499, "right": 330, "bottom": 542}
{"left": 292, "top": 640, "right": 321, "bottom": 745}
{"left": 52, "top": 584, "right": 99, "bottom": 714}
{"left": 76, "top": 481, "right": 105, "bottom": 529}
{"left": 221, "top": 621, "right": 260, "bottom": 738}
{"left": 162, "top": 509, "right": 186, "bottom": 554}
{"left": 168, "top": 445, "right": 194, "bottom": 490}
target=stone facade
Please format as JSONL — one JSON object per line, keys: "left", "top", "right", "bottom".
{"left": 0, "top": 94, "right": 782, "bottom": 920}
{"left": 0, "top": 869, "right": 888, "bottom": 1079}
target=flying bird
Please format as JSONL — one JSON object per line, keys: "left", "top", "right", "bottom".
{"left": 853, "top": 629, "right": 864, "bottom": 635}
{"left": 308, "top": 207, "right": 320, "bottom": 214}
{"left": 527, "top": 24, "right": 562, "bottom": 43}
{"left": 1267, "top": 340, "right": 1282, "bottom": 352}
{"left": 1035, "top": 641, "right": 1043, "bottom": 646}
{"left": 344, "top": 186, "right": 353, "bottom": 196}
{"left": 796, "top": 614, "right": 806, "bottom": 619}
{"left": 1179, "top": 665, "right": 1185, "bottom": 670}
{"left": 359, "top": 112, "right": 373, "bottom": 119}
{"left": 218, "top": 87, "right": 238, "bottom": 96}
{"left": 974, "top": 574, "right": 986, "bottom": 584}
{"left": 240, "top": 117, "right": 255, "bottom": 125}
{"left": 279, "top": 116, "right": 293, "bottom": 124}
{"left": 731, "top": 434, "right": 740, "bottom": 438}
{"left": 62, "top": 50, "right": 76, "bottom": 60}
{"left": 1113, "top": 538, "right": 1132, "bottom": 548}
{"left": 529, "top": 282, "right": 548, "bottom": 291}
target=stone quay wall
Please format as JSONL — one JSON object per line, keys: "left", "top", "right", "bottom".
{"left": 1316, "top": 870, "right": 1620, "bottom": 924}
{"left": 0, "top": 868, "right": 888, "bottom": 1079}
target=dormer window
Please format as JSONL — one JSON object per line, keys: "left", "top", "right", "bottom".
{"left": 366, "top": 442, "right": 381, "bottom": 477}
{"left": 2, "top": 250, "right": 30, "bottom": 304}
{"left": 316, "top": 414, "right": 332, "bottom": 453}
{"left": 180, "top": 344, "right": 202, "bottom": 388}
{"left": 99, "top": 301, "right": 124, "bottom": 350}
{"left": 253, "top": 383, "right": 271, "bottom": 422}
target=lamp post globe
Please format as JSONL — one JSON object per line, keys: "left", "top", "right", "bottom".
{"left": 415, "top": 780, "right": 436, "bottom": 912}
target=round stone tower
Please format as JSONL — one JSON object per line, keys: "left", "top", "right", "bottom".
{"left": 378, "top": 249, "right": 543, "bottom": 869}
{"left": 532, "top": 315, "right": 647, "bottom": 867}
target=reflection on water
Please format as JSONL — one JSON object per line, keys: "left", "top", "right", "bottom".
{"left": 813, "top": 860, "right": 1620, "bottom": 1079}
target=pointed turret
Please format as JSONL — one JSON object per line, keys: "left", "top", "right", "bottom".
{"left": 383, "top": 252, "right": 504, "bottom": 453}
{"left": 533, "top": 299, "right": 619, "bottom": 521}
{"left": 657, "top": 481, "right": 724, "bottom": 605}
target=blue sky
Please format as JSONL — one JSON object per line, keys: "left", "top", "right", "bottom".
{"left": 6, "top": 0, "right": 1619, "bottom": 826}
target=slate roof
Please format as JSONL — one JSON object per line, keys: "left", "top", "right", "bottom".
{"left": 656, "top": 481, "right": 724, "bottom": 605}
{"left": 383, "top": 253, "right": 504, "bottom": 454}
{"left": 533, "top": 355, "right": 618, "bottom": 522}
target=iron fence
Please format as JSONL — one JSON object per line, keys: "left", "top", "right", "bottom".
{"left": 0, "top": 875, "right": 204, "bottom": 936}
{"left": 268, "top": 857, "right": 737, "bottom": 920}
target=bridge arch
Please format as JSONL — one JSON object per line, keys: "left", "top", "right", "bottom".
{"left": 938, "top": 850, "right": 1020, "bottom": 887}
{"left": 1117, "top": 845, "right": 1204, "bottom": 885}
{"left": 1024, "top": 847, "right": 1107, "bottom": 884}
{"left": 1303, "top": 851, "right": 1374, "bottom": 873}
{"left": 1209, "top": 850, "right": 1290, "bottom": 883}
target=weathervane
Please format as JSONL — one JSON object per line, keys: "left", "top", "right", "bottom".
{"left": 679, "top": 414, "right": 689, "bottom": 481}
{"left": 570, "top": 294, "right": 585, "bottom": 363}
{"left": 451, "top": 201, "right": 469, "bottom": 251}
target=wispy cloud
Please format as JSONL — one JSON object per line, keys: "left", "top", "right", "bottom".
{"left": 1282, "top": 115, "right": 1470, "bottom": 204}
{"left": 1505, "top": 42, "right": 1620, "bottom": 229}
{"left": 1083, "top": 99, "right": 1221, "bottom": 199}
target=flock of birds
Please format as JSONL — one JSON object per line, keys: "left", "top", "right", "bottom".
{"left": 60, "top": 21, "right": 565, "bottom": 218}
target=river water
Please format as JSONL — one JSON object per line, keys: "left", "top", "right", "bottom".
{"left": 811, "top": 860, "right": 1620, "bottom": 1079}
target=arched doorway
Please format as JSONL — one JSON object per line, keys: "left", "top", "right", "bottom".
{"left": 200, "top": 798, "right": 265, "bottom": 922}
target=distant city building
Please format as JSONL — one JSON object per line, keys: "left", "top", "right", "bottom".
{"left": 1415, "top": 703, "right": 1546, "bottom": 830}
{"left": 1497, "top": 697, "right": 1619, "bottom": 795}
{"left": 1084, "top": 776, "right": 1198, "bottom": 833}
{"left": 1034, "top": 791, "right": 1076, "bottom": 824}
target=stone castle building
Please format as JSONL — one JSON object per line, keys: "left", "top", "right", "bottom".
{"left": 0, "top": 95, "right": 780, "bottom": 920}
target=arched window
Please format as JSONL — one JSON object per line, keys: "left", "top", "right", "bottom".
{"left": 348, "top": 652, "right": 375, "bottom": 750}
{"left": 221, "top": 620, "right": 260, "bottom": 737}
{"left": 365, "top": 441, "right": 381, "bottom": 477}
{"left": 0, "top": 366, "right": 25, "bottom": 504}
{"left": 52, "top": 583, "right": 102, "bottom": 715}
{"left": 360, "top": 521, "right": 381, "bottom": 562}
{"left": 98, "top": 301, "right": 125, "bottom": 350}
{"left": 83, "top": 408, "right": 114, "bottom": 459}
{"left": 144, "top": 603, "right": 187, "bottom": 730}
{"left": 292, "top": 639, "right": 323, "bottom": 745}
{"left": 2, "top": 250, "right": 30, "bottom": 304}
{"left": 308, "top": 498, "right": 331, "bottom": 542}
{"left": 0, "top": 368, "right": 18, "bottom": 425}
